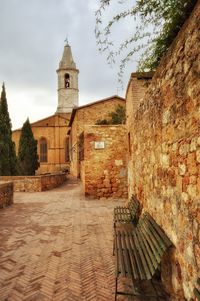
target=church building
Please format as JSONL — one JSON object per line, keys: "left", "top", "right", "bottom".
{"left": 12, "top": 42, "right": 125, "bottom": 175}
{"left": 13, "top": 41, "right": 79, "bottom": 174}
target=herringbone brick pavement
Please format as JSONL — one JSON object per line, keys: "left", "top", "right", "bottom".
{"left": 0, "top": 177, "right": 130, "bottom": 301}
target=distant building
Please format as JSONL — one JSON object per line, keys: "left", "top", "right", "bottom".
{"left": 12, "top": 43, "right": 126, "bottom": 175}
{"left": 12, "top": 42, "right": 79, "bottom": 174}
{"left": 68, "top": 95, "right": 126, "bottom": 179}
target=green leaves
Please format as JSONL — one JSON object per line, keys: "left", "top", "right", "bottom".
{"left": 95, "top": 0, "right": 197, "bottom": 83}
{"left": 0, "top": 83, "right": 18, "bottom": 176}
{"left": 18, "top": 118, "right": 40, "bottom": 175}
{"left": 96, "top": 104, "right": 126, "bottom": 125}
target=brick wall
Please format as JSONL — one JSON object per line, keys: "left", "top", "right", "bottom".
{"left": 0, "top": 181, "right": 13, "bottom": 208}
{"left": 126, "top": 1, "right": 200, "bottom": 299}
{"left": 1, "top": 174, "right": 66, "bottom": 192}
{"left": 82, "top": 125, "right": 128, "bottom": 199}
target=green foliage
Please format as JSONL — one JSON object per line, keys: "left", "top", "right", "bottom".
{"left": 0, "top": 83, "right": 18, "bottom": 175}
{"left": 95, "top": 105, "right": 126, "bottom": 125}
{"left": 95, "top": 0, "right": 197, "bottom": 82}
{"left": 18, "top": 118, "right": 40, "bottom": 175}
{"left": 95, "top": 119, "right": 110, "bottom": 125}
{"left": 109, "top": 104, "right": 126, "bottom": 124}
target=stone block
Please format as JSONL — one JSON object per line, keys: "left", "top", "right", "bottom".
{"left": 196, "top": 150, "right": 200, "bottom": 163}
{"left": 189, "top": 176, "right": 196, "bottom": 185}
{"left": 179, "top": 144, "right": 190, "bottom": 156}
{"left": 160, "top": 154, "right": 170, "bottom": 168}
{"left": 190, "top": 138, "right": 197, "bottom": 152}
{"left": 187, "top": 185, "right": 197, "bottom": 198}
{"left": 0, "top": 182, "right": 13, "bottom": 209}
{"left": 187, "top": 153, "right": 197, "bottom": 175}
{"left": 178, "top": 163, "right": 186, "bottom": 176}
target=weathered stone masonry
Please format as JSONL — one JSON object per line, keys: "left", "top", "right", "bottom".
{"left": 0, "top": 181, "right": 13, "bottom": 208}
{"left": 1, "top": 173, "right": 66, "bottom": 192}
{"left": 82, "top": 125, "right": 128, "bottom": 199}
{"left": 126, "top": 1, "right": 200, "bottom": 300}
{"left": 69, "top": 96, "right": 125, "bottom": 179}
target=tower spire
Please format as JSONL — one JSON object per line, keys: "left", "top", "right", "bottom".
{"left": 64, "top": 37, "right": 69, "bottom": 46}
{"left": 56, "top": 43, "right": 79, "bottom": 114}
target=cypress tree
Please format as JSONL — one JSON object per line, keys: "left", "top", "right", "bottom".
{"left": 0, "top": 83, "right": 18, "bottom": 175}
{"left": 18, "top": 118, "right": 40, "bottom": 175}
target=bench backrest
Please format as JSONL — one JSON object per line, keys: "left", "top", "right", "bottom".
{"left": 135, "top": 212, "right": 173, "bottom": 280}
{"left": 194, "top": 278, "right": 200, "bottom": 300}
{"left": 127, "top": 195, "right": 141, "bottom": 223}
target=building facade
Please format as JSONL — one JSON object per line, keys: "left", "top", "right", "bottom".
{"left": 68, "top": 96, "right": 126, "bottom": 178}
{"left": 12, "top": 42, "right": 79, "bottom": 174}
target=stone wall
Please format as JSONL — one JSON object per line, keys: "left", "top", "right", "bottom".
{"left": 82, "top": 125, "right": 128, "bottom": 199}
{"left": 70, "top": 97, "right": 125, "bottom": 178}
{"left": 1, "top": 173, "right": 66, "bottom": 192}
{"left": 126, "top": 1, "right": 200, "bottom": 300}
{"left": 0, "top": 181, "right": 13, "bottom": 208}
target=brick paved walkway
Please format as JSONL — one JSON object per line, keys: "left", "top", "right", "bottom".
{"left": 0, "top": 177, "right": 128, "bottom": 301}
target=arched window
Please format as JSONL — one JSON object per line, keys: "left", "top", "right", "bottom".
{"left": 65, "top": 137, "right": 70, "bottom": 162}
{"left": 64, "top": 73, "right": 70, "bottom": 88}
{"left": 40, "top": 138, "right": 47, "bottom": 162}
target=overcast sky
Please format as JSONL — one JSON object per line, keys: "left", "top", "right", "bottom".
{"left": 0, "top": 0, "right": 137, "bottom": 129}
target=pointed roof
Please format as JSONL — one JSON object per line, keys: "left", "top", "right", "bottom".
{"left": 59, "top": 43, "right": 76, "bottom": 69}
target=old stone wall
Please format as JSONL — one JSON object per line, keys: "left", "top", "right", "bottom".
{"left": 126, "top": 1, "right": 200, "bottom": 300}
{"left": 83, "top": 125, "right": 128, "bottom": 199}
{"left": 1, "top": 174, "right": 66, "bottom": 192}
{"left": 70, "top": 97, "right": 125, "bottom": 178}
{"left": 0, "top": 181, "right": 13, "bottom": 208}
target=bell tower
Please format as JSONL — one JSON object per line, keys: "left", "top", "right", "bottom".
{"left": 56, "top": 41, "right": 79, "bottom": 113}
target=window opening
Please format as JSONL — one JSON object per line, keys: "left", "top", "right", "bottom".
{"left": 40, "top": 138, "right": 47, "bottom": 162}
{"left": 65, "top": 73, "right": 70, "bottom": 88}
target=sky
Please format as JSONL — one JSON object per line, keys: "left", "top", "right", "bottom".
{"left": 0, "top": 0, "right": 137, "bottom": 129}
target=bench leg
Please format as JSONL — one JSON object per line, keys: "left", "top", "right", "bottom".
{"left": 113, "top": 226, "right": 116, "bottom": 256}
{"left": 115, "top": 277, "right": 118, "bottom": 301}
{"left": 113, "top": 236, "right": 115, "bottom": 256}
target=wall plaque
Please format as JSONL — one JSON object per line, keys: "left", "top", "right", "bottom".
{"left": 95, "top": 141, "right": 105, "bottom": 149}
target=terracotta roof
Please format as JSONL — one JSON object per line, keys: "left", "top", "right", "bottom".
{"left": 68, "top": 95, "right": 125, "bottom": 127}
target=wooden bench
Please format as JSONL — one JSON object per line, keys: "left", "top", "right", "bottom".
{"left": 194, "top": 278, "right": 200, "bottom": 300}
{"left": 113, "top": 194, "right": 140, "bottom": 228}
{"left": 114, "top": 212, "right": 173, "bottom": 300}
{"left": 113, "top": 195, "right": 141, "bottom": 255}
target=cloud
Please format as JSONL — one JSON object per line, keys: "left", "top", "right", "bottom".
{"left": 0, "top": 0, "right": 137, "bottom": 129}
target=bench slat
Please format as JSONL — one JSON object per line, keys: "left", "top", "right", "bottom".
{"left": 114, "top": 194, "right": 140, "bottom": 225}
{"left": 144, "top": 218, "right": 168, "bottom": 252}
{"left": 138, "top": 226, "right": 158, "bottom": 273}
{"left": 194, "top": 278, "right": 200, "bottom": 301}
{"left": 134, "top": 229, "right": 152, "bottom": 279}
{"left": 142, "top": 217, "right": 167, "bottom": 256}
{"left": 194, "top": 287, "right": 200, "bottom": 300}
{"left": 136, "top": 227, "right": 156, "bottom": 277}
{"left": 138, "top": 221, "right": 161, "bottom": 265}
{"left": 126, "top": 232, "right": 140, "bottom": 279}
{"left": 122, "top": 231, "right": 134, "bottom": 277}
{"left": 117, "top": 231, "right": 126, "bottom": 277}
{"left": 114, "top": 209, "right": 173, "bottom": 300}
{"left": 147, "top": 213, "right": 172, "bottom": 248}
{"left": 132, "top": 231, "right": 146, "bottom": 280}
{"left": 143, "top": 222, "right": 165, "bottom": 261}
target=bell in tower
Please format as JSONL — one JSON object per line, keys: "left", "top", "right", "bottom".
{"left": 56, "top": 40, "right": 79, "bottom": 113}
